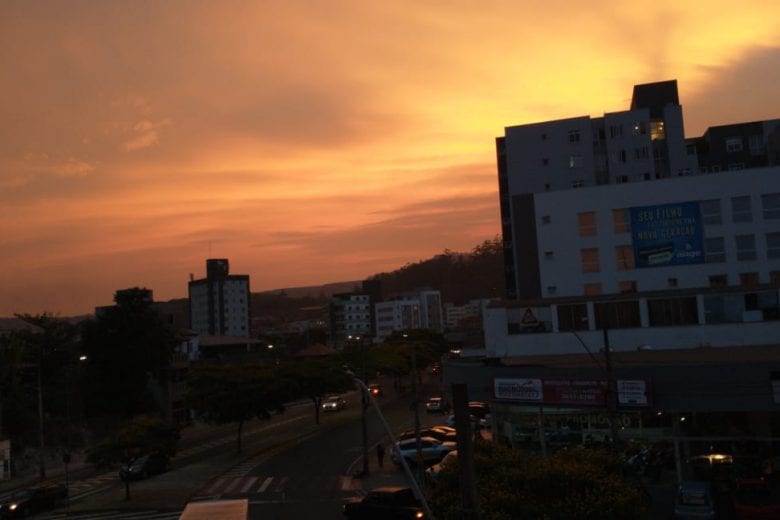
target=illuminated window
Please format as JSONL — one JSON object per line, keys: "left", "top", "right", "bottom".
{"left": 615, "top": 245, "right": 635, "bottom": 270}
{"left": 581, "top": 248, "right": 600, "bottom": 273}
{"left": 650, "top": 121, "right": 665, "bottom": 140}
{"left": 578, "top": 212, "right": 597, "bottom": 236}
{"left": 612, "top": 208, "right": 631, "bottom": 233}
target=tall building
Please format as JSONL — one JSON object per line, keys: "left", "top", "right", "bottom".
{"left": 188, "top": 259, "right": 251, "bottom": 338}
{"left": 329, "top": 292, "right": 372, "bottom": 342}
{"left": 374, "top": 289, "right": 443, "bottom": 341}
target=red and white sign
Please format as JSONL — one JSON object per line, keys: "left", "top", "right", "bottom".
{"left": 493, "top": 377, "right": 651, "bottom": 407}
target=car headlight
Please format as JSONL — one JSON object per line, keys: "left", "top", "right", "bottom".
{"left": 415, "top": 511, "right": 424, "bottom": 519}
{"left": 10, "top": 503, "right": 18, "bottom": 510}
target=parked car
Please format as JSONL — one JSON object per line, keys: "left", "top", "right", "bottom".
{"left": 342, "top": 486, "right": 425, "bottom": 519}
{"left": 398, "top": 427, "right": 457, "bottom": 444}
{"left": 468, "top": 401, "right": 490, "bottom": 418}
{"left": 425, "top": 450, "right": 458, "bottom": 482}
{"left": 673, "top": 480, "right": 716, "bottom": 520}
{"left": 368, "top": 384, "right": 383, "bottom": 397}
{"left": 391, "top": 436, "right": 456, "bottom": 467}
{"left": 732, "top": 478, "right": 780, "bottom": 519}
{"left": 322, "top": 396, "right": 347, "bottom": 412}
{"left": 119, "top": 453, "right": 169, "bottom": 481}
{"left": 0, "top": 484, "right": 67, "bottom": 518}
{"left": 425, "top": 397, "right": 449, "bottom": 413}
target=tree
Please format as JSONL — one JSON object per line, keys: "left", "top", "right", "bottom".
{"left": 86, "top": 415, "right": 180, "bottom": 500}
{"left": 429, "top": 443, "right": 648, "bottom": 519}
{"left": 278, "top": 359, "right": 353, "bottom": 425}
{"left": 81, "top": 288, "right": 176, "bottom": 418}
{"left": 186, "top": 365, "right": 291, "bottom": 452}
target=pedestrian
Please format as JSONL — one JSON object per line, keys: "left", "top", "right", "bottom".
{"left": 376, "top": 443, "right": 385, "bottom": 468}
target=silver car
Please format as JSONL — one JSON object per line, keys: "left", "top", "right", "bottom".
{"left": 391, "top": 436, "right": 456, "bottom": 467}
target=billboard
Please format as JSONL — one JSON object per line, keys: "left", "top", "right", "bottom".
{"left": 494, "top": 378, "right": 651, "bottom": 407}
{"left": 629, "top": 201, "right": 704, "bottom": 268}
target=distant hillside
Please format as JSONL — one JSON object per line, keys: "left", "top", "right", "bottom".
{"left": 255, "top": 280, "right": 360, "bottom": 299}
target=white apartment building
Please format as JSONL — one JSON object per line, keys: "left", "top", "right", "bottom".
{"left": 329, "top": 292, "right": 372, "bottom": 342}
{"left": 188, "top": 259, "right": 251, "bottom": 338}
{"left": 375, "top": 289, "right": 444, "bottom": 341}
{"left": 476, "top": 80, "right": 780, "bottom": 358}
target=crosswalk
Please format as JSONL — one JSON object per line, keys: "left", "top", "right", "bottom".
{"left": 39, "top": 510, "right": 180, "bottom": 520}
{"left": 192, "top": 473, "right": 356, "bottom": 500}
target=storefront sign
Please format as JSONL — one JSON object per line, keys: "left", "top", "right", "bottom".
{"left": 493, "top": 377, "right": 651, "bottom": 407}
{"left": 630, "top": 201, "right": 703, "bottom": 268}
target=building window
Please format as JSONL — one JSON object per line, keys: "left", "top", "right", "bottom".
{"left": 541, "top": 215, "right": 551, "bottom": 224}
{"left": 643, "top": 172, "right": 651, "bottom": 180}
{"left": 700, "top": 199, "right": 722, "bottom": 225}
{"left": 568, "top": 130, "right": 580, "bottom": 142}
{"left": 618, "top": 149, "right": 627, "bottom": 162}
{"left": 612, "top": 209, "right": 630, "bottom": 233}
{"left": 735, "top": 234, "right": 757, "bottom": 261}
{"left": 705, "top": 237, "right": 725, "bottom": 263}
{"left": 632, "top": 122, "right": 647, "bottom": 135}
{"left": 767, "top": 232, "right": 780, "bottom": 259}
{"left": 615, "top": 245, "right": 635, "bottom": 270}
{"left": 594, "top": 301, "right": 640, "bottom": 329}
{"left": 609, "top": 125, "right": 623, "bottom": 138}
{"left": 545, "top": 183, "right": 551, "bottom": 191}
{"left": 569, "top": 155, "right": 583, "bottom": 168}
{"left": 616, "top": 175, "right": 629, "bottom": 183}
{"left": 749, "top": 134, "right": 764, "bottom": 155}
{"left": 619, "top": 281, "right": 637, "bottom": 293}
{"left": 544, "top": 251, "right": 554, "bottom": 260}
{"left": 542, "top": 157, "right": 549, "bottom": 165}
{"left": 678, "top": 168, "right": 692, "bottom": 176}
{"left": 740, "top": 272, "right": 759, "bottom": 287}
{"left": 541, "top": 133, "right": 547, "bottom": 141}
{"left": 547, "top": 286, "right": 557, "bottom": 295}
{"left": 668, "top": 277, "right": 678, "bottom": 288}
{"left": 578, "top": 212, "right": 597, "bottom": 236}
{"left": 557, "top": 304, "right": 588, "bottom": 331}
{"left": 635, "top": 147, "right": 649, "bottom": 159}
{"left": 725, "top": 137, "right": 743, "bottom": 153}
{"left": 731, "top": 196, "right": 753, "bottom": 223}
{"left": 771, "top": 271, "right": 780, "bottom": 284}
{"left": 584, "top": 283, "right": 602, "bottom": 295}
{"left": 648, "top": 297, "right": 698, "bottom": 326}
{"left": 581, "top": 248, "right": 600, "bottom": 273}
{"left": 650, "top": 121, "right": 665, "bottom": 140}
{"left": 762, "top": 193, "right": 780, "bottom": 219}
{"left": 709, "top": 275, "right": 728, "bottom": 288}
{"left": 571, "top": 180, "right": 584, "bottom": 188}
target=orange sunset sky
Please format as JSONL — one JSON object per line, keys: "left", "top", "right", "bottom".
{"left": 2, "top": 1, "right": 780, "bottom": 316}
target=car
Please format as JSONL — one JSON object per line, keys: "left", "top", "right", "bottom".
{"left": 322, "top": 396, "right": 347, "bottom": 412}
{"left": 368, "top": 384, "right": 383, "bottom": 397}
{"left": 119, "top": 453, "right": 169, "bottom": 481}
{"left": 342, "top": 486, "right": 425, "bottom": 519}
{"left": 0, "top": 484, "right": 67, "bottom": 518}
{"left": 425, "top": 450, "right": 458, "bottom": 482}
{"left": 732, "top": 478, "right": 780, "bottom": 519}
{"left": 391, "top": 436, "right": 457, "bottom": 467}
{"left": 398, "top": 427, "right": 457, "bottom": 444}
{"left": 673, "top": 480, "right": 716, "bottom": 520}
{"left": 425, "top": 397, "right": 449, "bottom": 413}
{"left": 468, "top": 401, "right": 491, "bottom": 418}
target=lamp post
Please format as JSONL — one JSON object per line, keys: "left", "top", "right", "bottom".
{"left": 63, "top": 354, "right": 87, "bottom": 502}
{"left": 349, "top": 335, "right": 370, "bottom": 477}
{"left": 404, "top": 333, "right": 425, "bottom": 490}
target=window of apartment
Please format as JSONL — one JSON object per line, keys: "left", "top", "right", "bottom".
{"left": 650, "top": 121, "right": 665, "bottom": 140}
{"left": 686, "top": 144, "right": 697, "bottom": 155}
{"left": 678, "top": 168, "right": 692, "bottom": 176}
{"left": 616, "top": 175, "right": 629, "bottom": 183}
{"left": 728, "top": 163, "right": 745, "bottom": 171}
{"left": 700, "top": 199, "right": 722, "bottom": 225}
{"left": 632, "top": 122, "right": 647, "bottom": 135}
{"left": 648, "top": 297, "right": 698, "bottom": 326}
{"left": 709, "top": 274, "right": 728, "bottom": 288}
{"left": 762, "top": 193, "right": 780, "bottom": 219}
{"left": 771, "top": 271, "right": 780, "bottom": 284}
{"left": 609, "top": 125, "right": 623, "bottom": 138}
{"left": 541, "top": 133, "right": 547, "bottom": 141}
{"left": 584, "top": 283, "right": 602, "bottom": 295}
{"left": 731, "top": 196, "right": 753, "bottom": 223}
{"left": 547, "top": 286, "right": 557, "bottom": 295}
{"left": 635, "top": 147, "right": 649, "bottom": 159}
{"left": 767, "top": 232, "right": 780, "bottom": 259}
{"left": 618, "top": 149, "right": 627, "bottom": 162}
{"left": 571, "top": 180, "right": 584, "bottom": 188}
{"left": 569, "top": 154, "right": 583, "bottom": 168}
{"left": 542, "top": 157, "right": 549, "bottom": 166}
{"left": 581, "top": 248, "right": 600, "bottom": 272}
{"left": 545, "top": 183, "right": 551, "bottom": 191}
{"left": 615, "top": 245, "right": 635, "bottom": 270}
{"left": 541, "top": 215, "right": 551, "bottom": 224}
{"left": 578, "top": 212, "right": 597, "bottom": 236}
{"left": 594, "top": 301, "right": 641, "bottom": 329}
{"left": 749, "top": 134, "right": 764, "bottom": 155}
{"left": 740, "top": 272, "right": 759, "bottom": 287}
{"left": 643, "top": 172, "right": 652, "bottom": 181}
{"left": 725, "top": 137, "right": 743, "bottom": 153}
{"left": 557, "top": 304, "right": 588, "bottom": 331}
{"left": 668, "top": 277, "right": 678, "bottom": 288}
{"left": 705, "top": 237, "right": 726, "bottom": 263}
{"left": 544, "top": 251, "right": 554, "bottom": 260}
{"left": 568, "top": 130, "right": 581, "bottom": 142}
{"left": 711, "top": 164, "right": 721, "bottom": 172}
{"left": 619, "top": 281, "right": 637, "bottom": 293}
{"left": 735, "top": 234, "right": 757, "bottom": 261}
{"left": 612, "top": 208, "right": 630, "bottom": 233}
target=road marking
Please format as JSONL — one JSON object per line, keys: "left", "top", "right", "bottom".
{"left": 257, "top": 476, "right": 273, "bottom": 493}
{"left": 240, "top": 476, "right": 258, "bottom": 493}
{"left": 339, "top": 475, "right": 352, "bottom": 490}
{"left": 204, "top": 477, "right": 226, "bottom": 496}
{"left": 223, "top": 478, "right": 244, "bottom": 494}
{"left": 274, "top": 476, "right": 289, "bottom": 492}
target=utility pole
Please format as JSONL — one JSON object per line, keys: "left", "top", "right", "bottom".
{"left": 359, "top": 336, "right": 370, "bottom": 477}
{"left": 37, "top": 341, "right": 45, "bottom": 479}
{"left": 452, "top": 383, "right": 480, "bottom": 519}
{"left": 409, "top": 338, "right": 425, "bottom": 490}
{"left": 602, "top": 303, "right": 620, "bottom": 446}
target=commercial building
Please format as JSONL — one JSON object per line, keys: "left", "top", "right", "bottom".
{"left": 188, "top": 259, "right": 251, "bottom": 338}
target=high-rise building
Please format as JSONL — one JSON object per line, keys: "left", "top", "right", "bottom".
{"left": 374, "top": 289, "right": 443, "bottom": 341}
{"left": 188, "top": 259, "right": 251, "bottom": 337}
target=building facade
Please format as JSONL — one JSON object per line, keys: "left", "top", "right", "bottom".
{"left": 374, "top": 289, "right": 443, "bottom": 341}
{"left": 188, "top": 259, "right": 251, "bottom": 338}
{"left": 329, "top": 292, "right": 373, "bottom": 343}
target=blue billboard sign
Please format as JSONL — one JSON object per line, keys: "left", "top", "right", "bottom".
{"left": 629, "top": 202, "right": 704, "bottom": 268}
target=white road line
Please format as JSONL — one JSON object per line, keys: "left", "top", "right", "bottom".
{"left": 257, "top": 476, "right": 273, "bottom": 493}
{"left": 203, "top": 477, "right": 226, "bottom": 496}
{"left": 222, "top": 478, "right": 244, "bottom": 494}
{"left": 240, "top": 476, "right": 258, "bottom": 493}
{"left": 273, "top": 476, "right": 289, "bottom": 492}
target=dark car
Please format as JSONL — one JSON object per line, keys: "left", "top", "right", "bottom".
{"left": 368, "top": 384, "right": 383, "bottom": 397}
{"left": 0, "top": 484, "right": 67, "bottom": 518}
{"left": 119, "top": 453, "right": 169, "bottom": 481}
{"left": 342, "top": 486, "right": 425, "bottom": 519}
{"left": 398, "top": 427, "right": 457, "bottom": 444}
